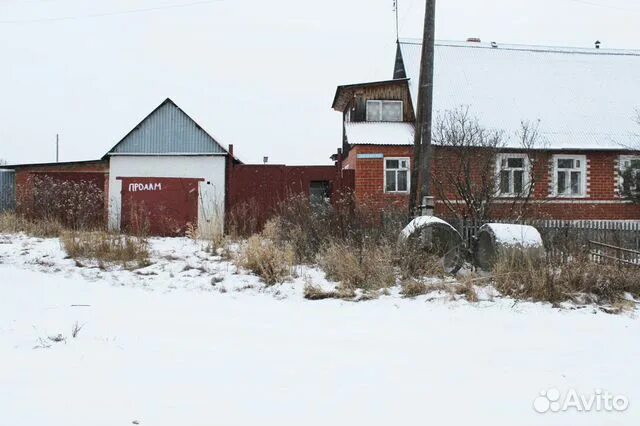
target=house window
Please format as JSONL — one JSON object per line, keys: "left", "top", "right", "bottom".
{"left": 620, "top": 155, "right": 640, "bottom": 196}
{"left": 553, "top": 155, "right": 587, "bottom": 197}
{"left": 384, "top": 158, "right": 410, "bottom": 193}
{"left": 366, "top": 100, "right": 403, "bottom": 122}
{"left": 497, "top": 154, "right": 529, "bottom": 196}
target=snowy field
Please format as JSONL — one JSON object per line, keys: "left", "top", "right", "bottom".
{"left": 1, "top": 234, "right": 639, "bottom": 426}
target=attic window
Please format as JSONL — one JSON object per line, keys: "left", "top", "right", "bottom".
{"left": 366, "top": 100, "right": 403, "bottom": 122}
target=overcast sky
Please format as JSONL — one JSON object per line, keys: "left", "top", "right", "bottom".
{"left": 1, "top": 0, "right": 639, "bottom": 165}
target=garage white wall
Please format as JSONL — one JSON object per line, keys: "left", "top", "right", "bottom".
{"left": 108, "top": 155, "right": 226, "bottom": 237}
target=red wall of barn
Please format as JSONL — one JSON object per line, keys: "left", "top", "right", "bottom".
{"left": 345, "top": 146, "right": 640, "bottom": 220}
{"left": 227, "top": 162, "right": 355, "bottom": 232}
{"left": 14, "top": 161, "right": 109, "bottom": 224}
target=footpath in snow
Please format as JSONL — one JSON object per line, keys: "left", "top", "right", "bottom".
{"left": 0, "top": 234, "right": 638, "bottom": 425}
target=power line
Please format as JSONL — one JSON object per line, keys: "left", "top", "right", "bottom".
{"left": 565, "top": 0, "right": 640, "bottom": 11}
{"left": 0, "top": 0, "right": 224, "bottom": 24}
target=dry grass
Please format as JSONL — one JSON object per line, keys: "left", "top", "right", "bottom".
{"left": 317, "top": 241, "right": 395, "bottom": 291}
{"left": 0, "top": 213, "right": 64, "bottom": 238}
{"left": 61, "top": 231, "right": 150, "bottom": 268}
{"left": 400, "top": 277, "right": 479, "bottom": 302}
{"left": 236, "top": 235, "right": 294, "bottom": 285}
{"left": 303, "top": 284, "right": 356, "bottom": 301}
{"left": 493, "top": 252, "right": 640, "bottom": 306}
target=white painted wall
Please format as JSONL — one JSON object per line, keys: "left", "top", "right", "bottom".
{"left": 108, "top": 155, "right": 226, "bottom": 237}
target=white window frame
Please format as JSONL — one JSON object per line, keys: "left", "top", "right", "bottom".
{"left": 366, "top": 100, "right": 404, "bottom": 122}
{"left": 384, "top": 157, "right": 410, "bottom": 194}
{"left": 552, "top": 154, "right": 587, "bottom": 198}
{"left": 496, "top": 153, "right": 531, "bottom": 197}
{"left": 619, "top": 154, "right": 640, "bottom": 193}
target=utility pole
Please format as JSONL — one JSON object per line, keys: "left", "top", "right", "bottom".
{"left": 56, "top": 134, "right": 59, "bottom": 162}
{"left": 409, "top": 0, "right": 436, "bottom": 217}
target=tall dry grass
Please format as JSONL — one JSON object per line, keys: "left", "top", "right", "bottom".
{"left": 235, "top": 222, "right": 295, "bottom": 285}
{"left": 492, "top": 251, "right": 640, "bottom": 305}
{"left": 0, "top": 212, "right": 64, "bottom": 238}
{"left": 61, "top": 231, "right": 150, "bottom": 268}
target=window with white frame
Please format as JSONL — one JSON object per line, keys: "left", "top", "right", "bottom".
{"left": 366, "top": 100, "right": 403, "bottom": 122}
{"left": 497, "top": 154, "right": 530, "bottom": 196}
{"left": 620, "top": 155, "right": 640, "bottom": 196}
{"left": 553, "top": 155, "right": 587, "bottom": 197}
{"left": 384, "top": 158, "right": 410, "bottom": 193}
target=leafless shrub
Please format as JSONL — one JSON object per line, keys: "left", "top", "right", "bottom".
{"left": 432, "top": 108, "right": 543, "bottom": 222}
{"left": 61, "top": 231, "right": 150, "bottom": 268}
{"left": 400, "top": 279, "right": 429, "bottom": 298}
{"left": 317, "top": 241, "right": 395, "bottom": 291}
{"left": 29, "top": 175, "right": 105, "bottom": 230}
{"left": 236, "top": 235, "right": 294, "bottom": 285}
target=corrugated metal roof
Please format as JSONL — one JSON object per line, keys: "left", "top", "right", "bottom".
{"left": 398, "top": 39, "right": 640, "bottom": 150}
{"left": 345, "top": 122, "right": 414, "bottom": 145}
{"left": 107, "top": 99, "right": 227, "bottom": 156}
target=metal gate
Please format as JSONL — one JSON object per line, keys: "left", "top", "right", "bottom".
{"left": 0, "top": 170, "right": 16, "bottom": 213}
{"left": 119, "top": 177, "right": 201, "bottom": 236}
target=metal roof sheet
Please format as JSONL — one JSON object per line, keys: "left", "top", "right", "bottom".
{"left": 398, "top": 39, "right": 640, "bottom": 150}
{"left": 106, "top": 98, "right": 227, "bottom": 156}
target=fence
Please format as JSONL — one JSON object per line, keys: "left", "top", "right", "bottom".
{"left": 0, "top": 170, "right": 16, "bottom": 213}
{"left": 589, "top": 240, "right": 640, "bottom": 268}
{"left": 453, "top": 219, "right": 640, "bottom": 262}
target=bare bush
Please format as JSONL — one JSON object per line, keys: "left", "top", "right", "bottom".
{"left": 61, "top": 231, "right": 150, "bottom": 268}
{"left": 317, "top": 241, "right": 395, "bottom": 291}
{"left": 29, "top": 175, "right": 105, "bottom": 230}
{"left": 236, "top": 235, "right": 294, "bottom": 285}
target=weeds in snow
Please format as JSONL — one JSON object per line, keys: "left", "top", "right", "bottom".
{"left": 61, "top": 231, "right": 150, "bottom": 268}
{"left": 71, "top": 321, "right": 85, "bottom": 338}
{"left": 235, "top": 233, "right": 294, "bottom": 285}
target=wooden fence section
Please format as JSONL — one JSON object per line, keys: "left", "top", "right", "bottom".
{"left": 453, "top": 219, "right": 640, "bottom": 255}
{"left": 589, "top": 240, "right": 640, "bottom": 267}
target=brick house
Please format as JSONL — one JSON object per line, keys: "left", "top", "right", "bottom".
{"left": 332, "top": 39, "right": 640, "bottom": 220}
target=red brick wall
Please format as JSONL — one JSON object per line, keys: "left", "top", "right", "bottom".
{"left": 344, "top": 146, "right": 640, "bottom": 220}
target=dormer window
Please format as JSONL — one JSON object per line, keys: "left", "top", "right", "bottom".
{"left": 366, "top": 100, "right": 403, "bottom": 122}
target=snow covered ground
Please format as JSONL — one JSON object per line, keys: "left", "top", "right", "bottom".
{"left": 1, "top": 234, "right": 639, "bottom": 425}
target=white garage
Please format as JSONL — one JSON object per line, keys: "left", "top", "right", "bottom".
{"left": 106, "top": 99, "right": 228, "bottom": 237}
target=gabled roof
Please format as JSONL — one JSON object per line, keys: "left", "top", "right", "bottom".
{"left": 105, "top": 98, "right": 228, "bottom": 157}
{"left": 332, "top": 79, "right": 409, "bottom": 111}
{"left": 396, "top": 39, "right": 640, "bottom": 150}
{"left": 344, "top": 122, "right": 414, "bottom": 146}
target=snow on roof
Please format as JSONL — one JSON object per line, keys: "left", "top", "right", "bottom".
{"left": 398, "top": 39, "right": 640, "bottom": 150}
{"left": 344, "top": 122, "right": 414, "bottom": 145}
